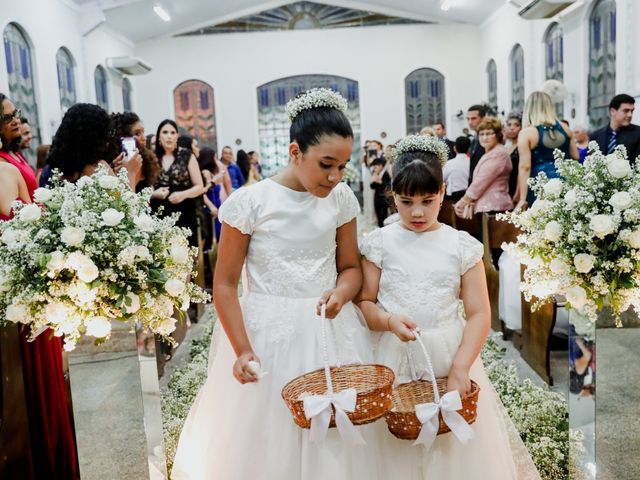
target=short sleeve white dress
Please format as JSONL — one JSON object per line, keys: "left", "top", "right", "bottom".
{"left": 360, "top": 222, "right": 541, "bottom": 479}
{"left": 171, "top": 179, "right": 379, "bottom": 480}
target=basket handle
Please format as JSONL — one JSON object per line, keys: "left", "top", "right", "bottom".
{"left": 409, "top": 328, "right": 440, "bottom": 403}
{"left": 319, "top": 304, "right": 334, "bottom": 395}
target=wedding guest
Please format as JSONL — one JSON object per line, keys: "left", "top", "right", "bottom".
{"left": 443, "top": 136, "right": 470, "bottom": 201}
{"left": 0, "top": 92, "right": 79, "bottom": 480}
{"left": 419, "top": 125, "right": 436, "bottom": 137}
{"left": 247, "top": 150, "right": 263, "bottom": 182}
{"left": 504, "top": 112, "right": 522, "bottom": 198}
{"left": 220, "top": 145, "right": 245, "bottom": 190}
{"left": 35, "top": 143, "right": 51, "bottom": 185}
{"left": 19, "top": 116, "right": 32, "bottom": 150}
{"left": 432, "top": 121, "right": 456, "bottom": 159}
{"left": 590, "top": 93, "right": 640, "bottom": 164}
{"left": 467, "top": 104, "right": 487, "bottom": 183}
{"left": 515, "top": 91, "right": 578, "bottom": 208}
{"left": 370, "top": 156, "right": 390, "bottom": 227}
{"left": 236, "top": 149, "right": 251, "bottom": 185}
{"left": 573, "top": 124, "right": 590, "bottom": 163}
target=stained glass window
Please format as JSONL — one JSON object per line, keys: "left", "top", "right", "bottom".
{"left": 486, "top": 59, "right": 497, "bottom": 112}
{"left": 122, "top": 77, "right": 133, "bottom": 111}
{"left": 404, "top": 68, "right": 445, "bottom": 135}
{"left": 56, "top": 47, "right": 76, "bottom": 114}
{"left": 588, "top": 0, "right": 616, "bottom": 129}
{"left": 173, "top": 80, "right": 217, "bottom": 148}
{"left": 510, "top": 44, "right": 525, "bottom": 113}
{"left": 544, "top": 23, "right": 564, "bottom": 117}
{"left": 94, "top": 65, "right": 109, "bottom": 111}
{"left": 3, "top": 23, "right": 40, "bottom": 156}
{"left": 256, "top": 75, "right": 361, "bottom": 181}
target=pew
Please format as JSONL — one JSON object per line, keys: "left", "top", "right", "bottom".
{"left": 438, "top": 199, "right": 456, "bottom": 227}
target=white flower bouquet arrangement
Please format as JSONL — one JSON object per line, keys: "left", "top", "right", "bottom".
{"left": 500, "top": 142, "right": 640, "bottom": 333}
{"left": 0, "top": 167, "right": 209, "bottom": 351}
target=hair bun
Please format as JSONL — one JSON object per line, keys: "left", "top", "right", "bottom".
{"left": 285, "top": 88, "right": 348, "bottom": 122}
{"left": 392, "top": 134, "right": 449, "bottom": 167}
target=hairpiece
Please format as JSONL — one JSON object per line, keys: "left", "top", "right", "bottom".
{"left": 285, "top": 88, "right": 348, "bottom": 122}
{"left": 392, "top": 135, "right": 449, "bottom": 166}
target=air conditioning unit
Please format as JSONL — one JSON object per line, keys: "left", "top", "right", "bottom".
{"left": 517, "top": 0, "right": 576, "bottom": 19}
{"left": 106, "top": 56, "right": 152, "bottom": 75}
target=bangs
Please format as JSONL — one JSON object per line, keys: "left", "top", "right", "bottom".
{"left": 391, "top": 160, "right": 442, "bottom": 196}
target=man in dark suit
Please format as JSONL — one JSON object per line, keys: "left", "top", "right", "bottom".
{"left": 432, "top": 121, "right": 456, "bottom": 159}
{"left": 466, "top": 104, "right": 487, "bottom": 183}
{"left": 590, "top": 93, "right": 640, "bottom": 164}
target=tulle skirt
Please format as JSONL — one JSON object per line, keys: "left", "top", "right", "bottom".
{"left": 171, "top": 293, "right": 380, "bottom": 480}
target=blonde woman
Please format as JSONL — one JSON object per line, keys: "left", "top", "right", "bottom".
{"left": 515, "top": 91, "right": 578, "bottom": 209}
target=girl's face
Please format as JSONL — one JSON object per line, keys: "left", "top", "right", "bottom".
{"left": 394, "top": 186, "right": 444, "bottom": 233}
{"left": 505, "top": 119, "right": 521, "bottom": 140}
{"left": 292, "top": 134, "right": 352, "bottom": 198}
{"left": 159, "top": 123, "right": 178, "bottom": 154}
{"left": 130, "top": 121, "right": 145, "bottom": 148}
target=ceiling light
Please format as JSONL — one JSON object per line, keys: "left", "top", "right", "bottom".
{"left": 153, "top": 4, "right": 171, "bottom": 22}
{"left": 440, "top": 0, "right": 454, "bottom": 11}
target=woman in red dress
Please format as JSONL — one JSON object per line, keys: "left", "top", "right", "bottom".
{"left": 0, "top": 93, "right": 78, "bottom": 479}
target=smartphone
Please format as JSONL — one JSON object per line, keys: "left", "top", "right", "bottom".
{"left": 121, "top": 137, "right": 137, "bottom": 159}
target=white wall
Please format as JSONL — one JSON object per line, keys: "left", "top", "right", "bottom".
{"left": 133, "top": 23, "right": 484, "bottom": 152}
{"left": 0, "top": 0, "right": 134, "bottom": 143}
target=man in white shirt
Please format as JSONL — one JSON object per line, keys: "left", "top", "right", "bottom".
{"left": 443, "top": 136, "right": 471, "bottom": 201}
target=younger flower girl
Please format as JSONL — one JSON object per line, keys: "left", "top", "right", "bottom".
{"left": 357, "top": 135, "right": 541, "bottom": 479}
{"left": 171, "top": 89, "right": 377, "bottom": 479}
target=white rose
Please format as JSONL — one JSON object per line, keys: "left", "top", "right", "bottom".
{"left": 77, "top": 176, "right": 93, "bottom": 187}
{"left": 46, "top": 251, "right": 66, "bottom": 272}
{"left": 1, "top": 228, "right": 17, "bottom": 246}
{"left": 170, "top": 243, "right": 190, "bottom": 264}
{"left": 125, "top": 292, "right": 141, "bottom": 314}
{"left": 72, "top": 281, "right": 97, "bottom": 304}
{"left": 589, "top": 214, "right": 615, "bottom": 239}
{"left": 607, "top": 158, "right": 631, "bottom": 178}
{"left": 133, "top": 214, "right": 155, "bottom": 232}
{"left": 66, "top": 251, "right": 91, "bottom": 270}
{"left": 156, "top": 317, "right": 176, "bottom": 336}
{"left": 564, "top": 189, "right": 577, "bottom": 209}
{"left": 543, "top": 178, "right": 563, "bottom": 197}
{"left": 549, "top": 258, "right": 569, "bottom": 274}
{"left": 19, "top": 203, "right": 41, "bottom": 222}
{"left": 98, "top": 176, "right": 119, "bottom": 189}
{"left": 46, "top": 302, "right": 70, "bottom": 324}
{"left": 627, "top": 229, "right": 640, "bottom": 249}
{"left": 565, "top": 285, "right": 588, "bottom": 309}
{"left": 61, "top": 226, "right": 85, "bottom": 246}
{"left": 135, "top": 246, "right": 151, "bottom": 261}
{"left": 77, "top": 261, "right": 99, "bottom": 283}
{"left": 573, "top": 253, "right": 595, "bottom": 273}
{"left": 544, "top": 221, "right": 562, "bottom": 242}
{"left": 609, "top": 191, "right": 632, "bottom": 211}
{"left": 529, "top": 199, "right": 548, "bottom": 214}
{"left": 165, "top": 278, "right": 186, "bottom": 297}
{"left": 33, "top": 188, "right": 54, "bottom": 203}
{"left": 84, "top": 316, "right": 112, "bottom": 338}
{"left": 6, "top": 303, "right": 29, "bottom": 323}
{"left": 102, "top": 208, "right": 125, "bottom": 227}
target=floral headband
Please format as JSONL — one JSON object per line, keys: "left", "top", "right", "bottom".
{"left": 285, "top": 88, "right": 348, "bottom": 122}
{"left": 392, "top": 134, "right": 449, "bottom": 167}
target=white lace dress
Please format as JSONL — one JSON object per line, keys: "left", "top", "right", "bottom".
{"left": 172, "top": 179, "right": 378, "bottom": 480}
{"left": 360, "top": 222, "right": 541, "bottom": 480}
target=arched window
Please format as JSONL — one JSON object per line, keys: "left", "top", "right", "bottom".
{"left": 122, "top": 78, "right": 133, "bottom": 111}
{"left": 544, "top": 23, "right": 564, "bottom": 117}
{"left": 404, "top": 68, "right": 445, "bottom": 135}
{"left": 3, "top": 23, "right": 40, "bottom": 152}
{"left": 510, "top": 44, "right": 525, "bottom": 113}
{"left": 94, "top": 65, "right": 109, "bottom": 111}
{"left": 486, "top": 59, "right": 497, "bottom": 112}
{"left": 173, "top": 80, "right": 217, "bottom": 148}
{"left": 588, "top": 0, "right": 616, "bottom": 129}
{"left": 56, "top": 47, "right": 76, "bottom": 114}
{"left": 257, "top": 75, "right": 361, "bottom": 178}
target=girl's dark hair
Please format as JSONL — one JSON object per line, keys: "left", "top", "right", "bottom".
{"left": 47, "top": 103, "right": 110, "bottom": 178}
{"left": 178, "top": 134, "right": 194, "bottom": 151}
{"left": 290, "top": 106, "right": 353, "bottom": 152}
{"left": 155, "top": 119, "right": 179, "bottom": 159}
{"left": 198, "top": 147, "right": 219, "bottom": 175}
{"left": 106, "top": 111, "right": 160, "bottom": 186}
{"left": 391, "top": 150, "right": 443, "bottom": 196}
{"left": 236, "top": 149, "right": 250, "bottom": 181}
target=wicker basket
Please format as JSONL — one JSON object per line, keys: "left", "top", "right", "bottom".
{"left": 281, "top": 305, "right": 395, "bottom": 429}
{"left": 385, "top": 329, "right": 480, "bottom": 441}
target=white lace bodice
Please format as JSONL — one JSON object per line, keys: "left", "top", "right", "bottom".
{"left": 360, "top": 222, "right": 483, "bottom": 329}
{"left": 218, "top": 179, "right": 360, "bottom": 298}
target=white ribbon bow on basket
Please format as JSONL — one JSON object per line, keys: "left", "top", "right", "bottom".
{"left": 410, "top": 328, "right": 475, "bottom": 449}
{"left": 301, "top": 304, "right": 366, "bottom": 446}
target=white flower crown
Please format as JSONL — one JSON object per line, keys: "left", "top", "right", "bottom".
{"left": 285, "top": 88, "right": 349, "bottom": 122}
{"left": 392, "top": 135, "right": 449, "bottom": 166}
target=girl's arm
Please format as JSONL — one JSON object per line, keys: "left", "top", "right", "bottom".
{"left": 213, "top": 223, "right": 259, "bottom": 383}
{"left": 317, "top": 218, "right": 362, "bottom": 319}
{"left": 168, "top": 155, "right": 206, "bottom": 203}
{"left": 355, "top": 257, "right": 416, "bottom": 341}
{"left": 447, "top": 261, "right": 491, "bottom": 395}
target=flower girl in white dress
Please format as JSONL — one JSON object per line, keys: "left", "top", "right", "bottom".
{"left": 357, "top": 136, "right": 541, "bottom": 479}
{"left": 171, "top": 89, "right": 378, "bottom": 480}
